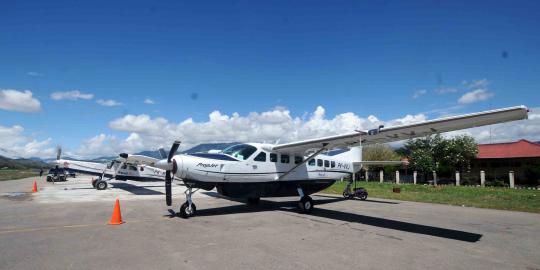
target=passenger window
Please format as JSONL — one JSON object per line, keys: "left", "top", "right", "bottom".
{"left": 270, "top": 153, "right": 277, "bottom": 162}
{"left": 294, "top": 156, "right": 302, "bottom": 164}
{"left": 324, "top": 160, "right": 329, "bottom": 168}
{"left": 281, "top": 154, "right": 290, "bottom": 163}
{"left": 254, "top": 152, "right": 266, "bottom": 162}
{"left": 317, "top": 159, "right": 323, "bottom": 167}
{"left": 331, "top": 161, "right": 335, "bottom": 168}
{"left": 129, "top": 165, "right": 137, "bottom": 171}
{"left": 308, "top": 159, "right": 315, "bottom": 166}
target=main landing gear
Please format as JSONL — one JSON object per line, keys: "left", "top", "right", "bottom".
{"left": 297, "top": 187, "right": 314, "bottom": 213}
{"left": 91, "top": 177, "right": 108, "bottom": 190}
{"left": 179, "top": 187, "right": 198, "bottom": 219}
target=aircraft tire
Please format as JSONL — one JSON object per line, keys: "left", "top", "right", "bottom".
{"left": 247, "top": 197, "right": 260, "bottom": 205}
{"left": 96, "top": 180, "right": 107, "bottom": 190}
{"left": 298, "top": 196, "right": 313, "bottom": 213}
{"left": 179, "top": 202, "right": 196, "bottom": 219}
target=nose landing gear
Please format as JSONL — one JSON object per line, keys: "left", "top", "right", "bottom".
{"left": 178, "top": 187, "right": 198, "bottom": 218}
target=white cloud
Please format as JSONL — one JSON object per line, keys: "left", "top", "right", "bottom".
{"left": 463, "top": 79, "right": 490, "bottom": 89}
{"left": 50, "top": 90, "right": 94, "bottom": 101}
{"left": 76, "top": 106, "right": 426, "bottom": 157}
{"left": 97, "top": 99, "right": 122, "bottom": 107}
{"left": 458, "top": 89, "right": 494, "bottom": 104}
{"left": 144, "top": 98, "right": 155, "bottom": 104}
{"left": 434, "top": 87, "right": 458, "bottom": 94}
{"left": 0, "top": 124, "right": 54, "bottom": 158}
{"left": 0, "top": 89, "right": 41, "bottom": 112}
{"left": 412, "top": 89, "right": 427, "bottom": 99}
{"left": 27, "top": 71, "right": 44, "bottom": 77}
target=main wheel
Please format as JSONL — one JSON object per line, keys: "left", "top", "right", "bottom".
{"left": 298, "top": 196, "right": 314, "bottom": 213}
{"left": 358, "top": 193, "right": 367, "bottom": 200}
{"left": 96, "top": 180, "right": 107, "bottom": 190}
{"left": 179, "top": 202, "right": 197, "bottom": 219}
{"left": 247, "top": 197, "right": 260, "bottom": 205}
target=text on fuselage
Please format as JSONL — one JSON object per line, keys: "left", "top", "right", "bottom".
{"left": 197, "top": 163, "right": 220, "bottom": 169}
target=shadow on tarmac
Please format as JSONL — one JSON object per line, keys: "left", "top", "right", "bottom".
{"left": 110, "top": 183, "right": 164, "bottom": 195}
{"left": 166, "top": 195, "right": 482, "bottom": 243}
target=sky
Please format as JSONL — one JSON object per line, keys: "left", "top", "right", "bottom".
{"left": 1, "top": 0, "right": 539, "bottom": 158}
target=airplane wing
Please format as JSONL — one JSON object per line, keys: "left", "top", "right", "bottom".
{"left": 271, "top": 105, "right": 529, "bottom": 154}
{"left": 122, "top": 154, "right": 160, "bottom": 166}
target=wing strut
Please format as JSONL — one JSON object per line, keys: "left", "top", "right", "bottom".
{"left": 275, "top": 143, "right": 329, "bottom": 181}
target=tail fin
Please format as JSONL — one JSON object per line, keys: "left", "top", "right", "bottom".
{"left": 158, "top": 148, "right": 167, "bottom": 159}
{"left": 333, "top": 146, "right": 362, "bottom": 163}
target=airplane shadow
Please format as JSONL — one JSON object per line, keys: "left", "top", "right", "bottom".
{"left": 167, "top": 196, "right": 482, "bottom": 243}
{"left": 110, "top": 183, "right": 163, "bottom": 195}
{"left": 313, "top": 194, "right": 399, "bottom": 204}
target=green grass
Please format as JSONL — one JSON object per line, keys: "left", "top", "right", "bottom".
{"left": 323, "top": 181, "right": 540, "bottom": 213}
{"left": 0, "top": 170, "right": 39, "bottom": 181}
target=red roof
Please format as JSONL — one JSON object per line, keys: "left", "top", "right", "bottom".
{"left": 477, "top": 139, "right": 540, "bottom": 159}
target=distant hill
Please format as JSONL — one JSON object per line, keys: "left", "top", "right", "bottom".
{"left": 0, "top": 155, "right": 49, "bottom": 169}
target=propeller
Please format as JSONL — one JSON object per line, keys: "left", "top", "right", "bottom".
{"left": 165, "top": 141, "right": 181, "bottom": 206}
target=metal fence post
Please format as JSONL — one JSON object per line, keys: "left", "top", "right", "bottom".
{"left": 509, "top": 171, "right": 515, "bottom": 188}
{"left": 379, "top": 170, "right": 384, "bottom": 183}
{"left": 433, "top": 171, "right": 437, "bottom": 186}
{"left": 396, "top": 171, "right": 400, "bottom": 184}
{"left": 365, "top": 170, "right": 369, "bottom": 182}
{"left": 480, "top": 171, "right": 485, "bottom": 187}
{"left": 413, "top": 171, "right": 417, "bottom": 185}
{"left": 455, "top": 171, "right": 460, "bottom": 186}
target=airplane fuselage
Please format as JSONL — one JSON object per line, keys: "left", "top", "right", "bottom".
{"left": 169, "top": 143, "right": 354, "bottom": 199}
{"left": 58, "top": 159, "right": 166, "bottom": 182}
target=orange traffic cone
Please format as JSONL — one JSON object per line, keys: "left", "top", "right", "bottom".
{"left": 108, "top": 198, "right": 124, "bottom": 225}
{"left": 32, "top": 181, "right": 38, "bottom": 193}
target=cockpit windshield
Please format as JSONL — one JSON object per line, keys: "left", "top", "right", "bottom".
{"left": 222, "top": 144, "right": 257, "bottom": 160}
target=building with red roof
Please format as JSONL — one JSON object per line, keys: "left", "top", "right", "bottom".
{"left": 472, "top": 139, "right": 540, "bottom": 186}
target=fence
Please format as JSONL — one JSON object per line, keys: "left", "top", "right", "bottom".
{"left": 360, "top": 169, "right": 530, "bottom": 189}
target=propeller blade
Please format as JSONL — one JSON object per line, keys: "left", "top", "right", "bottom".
{"left": 168, "top": 141, "right": 181, "bottom": 162}
{"left": 165, "top": 140, "right": 180, "bottom": 206}
{"left": 165, "top": 170, "right": 172, "bottom": 206}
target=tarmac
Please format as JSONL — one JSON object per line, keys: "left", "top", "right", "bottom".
{"left": 1, "top": 175, "right": 539, "bottom": 270}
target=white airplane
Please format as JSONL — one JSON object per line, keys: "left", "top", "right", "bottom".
{"left": 154, "top": 105, "right": 529, "bottom": 218}
{"left": 54, "top": 148, "right": 170, "bottom": 190}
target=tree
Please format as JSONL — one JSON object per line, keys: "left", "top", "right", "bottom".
{"left": 362, "top": 144, "right": 401, "bottom": 172}
{"left": 444, "top": 135, "right": 477, "bottom": 172}
{"left": 362, "top": 144, "right": 400, "bottom": 161}
{"left": 401, "top": 134, "right": 477, "bottom": 176}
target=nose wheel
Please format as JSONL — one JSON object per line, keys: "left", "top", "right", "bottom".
{"left": 178, "top": 187, "right": 198, "bottom": 219}
{"left": 179, "top": 202, "right": 197, "bottom": 218}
